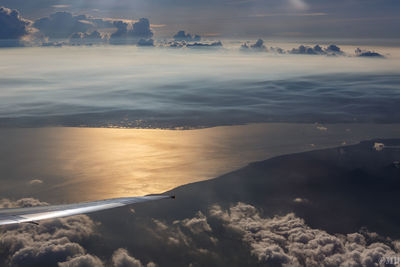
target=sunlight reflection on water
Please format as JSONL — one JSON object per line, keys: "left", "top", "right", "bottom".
{"left": 0, "top": 123, "right": 400, "bottom": 203}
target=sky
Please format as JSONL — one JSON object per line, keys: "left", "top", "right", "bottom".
{"left": 0, "top": 0, "right": 400, "bottom": 39}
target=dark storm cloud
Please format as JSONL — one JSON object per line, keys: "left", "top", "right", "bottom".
{"left": 0, "top": 6, "right": 30, "bottom": 46}
{"left": 132, "top": 18, "right": 153, "bottom": 38}
{"left": 111, "top": 20, "right": 128, "bottom": 38}
{"left": 110, "top": 18, "right": 153, "bottom": 39}
{"left": 110, "top": 18, "right": 153, "bottom": 45}
{"left": 173, "top": 30, "right": 201, "bottom": 42}
{"left": 0, "top": 6, "right": 30, "bottom": 39}
{"left": 31, "top": 11, "right": 114, "bottom": 40}
{"left": 33, "top": 12, "right": 94, "bottom": 38}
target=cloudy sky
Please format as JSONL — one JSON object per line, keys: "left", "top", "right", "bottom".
{"left": 1, "top": 0, "right": 399, "bottom": 38}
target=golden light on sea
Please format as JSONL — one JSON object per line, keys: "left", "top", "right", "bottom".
{"left": 1, "top": 123, "right": 400, "bottom": 203}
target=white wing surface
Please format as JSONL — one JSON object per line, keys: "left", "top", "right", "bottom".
{"left": 0, "top": 195, "right": 174, "bottom": 226}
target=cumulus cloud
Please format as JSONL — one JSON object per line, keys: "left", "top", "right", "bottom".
{"left": 33, "top": 12, "right": 94, "bottom": 39}
{"left": 0, "top": 198, "right": 100, "bottom": 267}
{"left": 0, "top": 197, "right": 48, "bottom": 208}
{"left": 241, "top": 39, "right": 267, "bottom": 52}
{"left": 110, "top": 18, "right": 153, "bottom": 45}
{"left": 326, "top": 44, "right": 343, "bottom": 54}
{"left": 164, "top": 40, "right": 186, "bottom": 48}
{"left": 147, "top": 211, "right": 218, "bottom": 255}
{"left": 2, "top": 198, "right": 399, "bottom": 266}
{"left": 238, "top": 43, "right": 348, "bottom": 56}
{"left": 0, "top": 198, "right": 167, "bottom": 266}
{"left": 180, "top": 211, "right": 213, "bottom": 235}
{"left": 0, "top": 6, "right": 30, "bottom": 46}
{"left": 173, "top": 30, "right": 201, "bottom": 42}
{"left": 69, "top": 30, "right": 106, "bottom": 45}
{"left": 132, "top": 18, "right": 153, "bottom": 38}
{"left": 137, "top": 38, "right": 154, "bottom": 47}
{"left": 163, "top": 40, "right": 222, "bottom": 49}
{"left": 112, "top": 248, "right": 156, "bottom": 267}
{"left": 186, "top": 41, "right": 223, "bottom": 48}
{"left": 210, "top": 203, "right": 400, "bottom": 266}
{"left": 269, "top": 46, "right": 286, "bottom": 54}
{"left": 58, "top": 254, "right": 104, "bottom": 267}
{"left": 355, "top": 48, "right": 384, "bottom": 58}
{"left": 289, "top": 44, "right": 344, "bottom": 56}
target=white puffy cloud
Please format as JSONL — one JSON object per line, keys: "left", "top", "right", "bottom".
{"left": 112, "top": 248, "right": 156, "bottom": 267}
{"left": 241, "top": 39, "right": 267, "bottom": 52}
{"left": 58, "top": 254, "right": 104, "bottom": 267}
{"left": 28, "top": 179, "right": 43, "bottom": 185}
{"left": 180, "top": 211, "right": 212, "bottom": 234}
{"left": 210, "top": 203, "right": 400, "bottom": 266}
{"left": 0, "top": 197, "right": 48, "bottom": 208}
{"left": 0, "top": 198, "right": 101, "bottom": 267}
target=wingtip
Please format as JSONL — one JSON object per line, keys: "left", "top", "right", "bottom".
{"left": 170, "top": 195, "right": 176, "bottom": 199}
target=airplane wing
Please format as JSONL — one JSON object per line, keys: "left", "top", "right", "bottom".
{"left": 0, "top": 195, "right": 174, "bottom": 226}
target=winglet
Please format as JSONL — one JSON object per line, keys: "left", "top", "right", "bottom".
{"left": 170, "top": 195, "right": 176, "bottom": 199}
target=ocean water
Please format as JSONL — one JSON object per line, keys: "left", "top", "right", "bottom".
{"left": 0, "top": 45, "right": 399, "bottom": 128}
{"left": 1, "top": 123, "right": 400, "bottom": 203}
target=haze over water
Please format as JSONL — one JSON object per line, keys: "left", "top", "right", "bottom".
{"left": 1, "top": 45, "right": 400, "bottom": 128}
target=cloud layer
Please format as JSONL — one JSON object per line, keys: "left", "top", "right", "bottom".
{"left": 0, "top": 198, "right": 99, "bottom": 267}
{"left": 0, "top": 198, "right": 154, "bottom": 267}
{"left": 1, "top": 198, "right": 400, "bottom": 266}
{"left": 210, "top": 203, "right": 400, "bottom": 266}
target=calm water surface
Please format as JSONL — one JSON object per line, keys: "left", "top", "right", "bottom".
{"left": 0, "top": 123, "right": 399, "bottom": 203}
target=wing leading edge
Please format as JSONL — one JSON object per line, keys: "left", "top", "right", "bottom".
{"left": 0, "top": 195, "right": 174, "bottom": 226}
